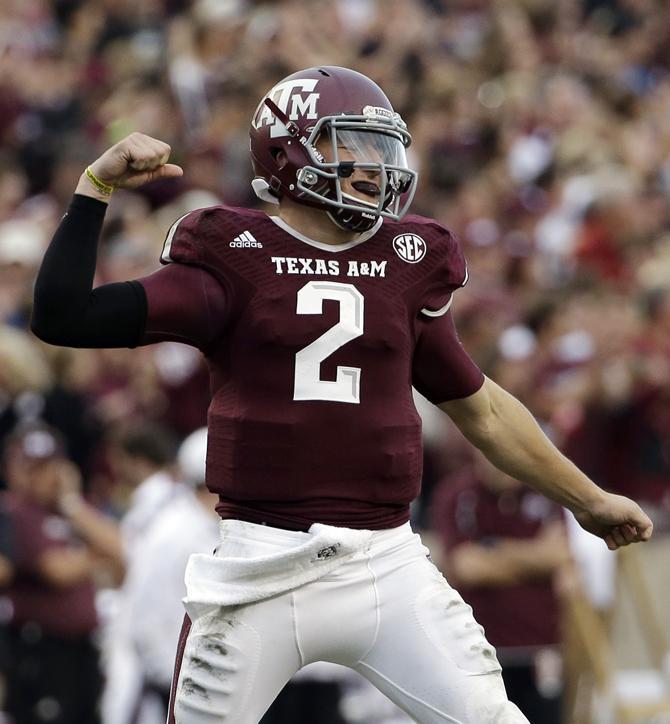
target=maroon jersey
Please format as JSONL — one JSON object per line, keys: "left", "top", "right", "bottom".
{"left": 139, "top": 207, "right": 483, "bottom": 530}
{"left": 3, "top": 492, "right": 98, "bottom": 638}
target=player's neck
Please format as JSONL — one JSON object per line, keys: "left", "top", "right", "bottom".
{"left": 277, "top": 198, "right": 360, "bottom": 246}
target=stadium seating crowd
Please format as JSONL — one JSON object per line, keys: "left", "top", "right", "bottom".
{"left": 1, "top": 0, "right": 669, "bottom": 722}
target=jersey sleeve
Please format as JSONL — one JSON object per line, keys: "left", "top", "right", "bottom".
{"left": 137, "top": 207, "right": 235, "bottom": 350}
{"left": 160, "top": 209, "right": 206, "bottom": 266}
{"left": 137, "top": 264, "right": 229, "bottom": 350}
{"left": 420, "top": 223, "right": 468, "bottom": 318}
{"left": 412, "top": 310, "right": 484, "bottom": 404}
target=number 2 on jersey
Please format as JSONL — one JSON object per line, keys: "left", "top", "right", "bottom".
{"left": 293, "top": 281, "right": 364, "bottom": 404}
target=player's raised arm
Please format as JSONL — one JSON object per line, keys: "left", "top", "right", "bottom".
{"left": 439, "top": 377, "right": 653, "bottom": 551}
{"left": 31, "top": 134, "right": 226, "bottom": 350}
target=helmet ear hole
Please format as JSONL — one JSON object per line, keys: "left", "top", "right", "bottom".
{"left": 270, "top": 147, "right": 288, "bottom": 169}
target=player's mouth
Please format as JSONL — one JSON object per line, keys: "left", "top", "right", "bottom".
{"left": 351, "top": 181, "right": 381, "bottom": 198}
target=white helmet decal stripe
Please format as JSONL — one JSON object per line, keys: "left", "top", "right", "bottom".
{"left": 253, "top": 79, "right": 320, "bottom": 138}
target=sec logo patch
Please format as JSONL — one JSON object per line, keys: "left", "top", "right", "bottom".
{"left": 393, "top": 234, "right": 426, "bottom": 263}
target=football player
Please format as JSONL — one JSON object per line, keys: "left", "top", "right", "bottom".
{"left": 32, "top": 66, "right": 652, "bottom": 724}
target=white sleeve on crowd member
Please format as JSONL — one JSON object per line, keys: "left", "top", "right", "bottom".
{"left": 125, "top": 495, "right": 220, "bottom": 688}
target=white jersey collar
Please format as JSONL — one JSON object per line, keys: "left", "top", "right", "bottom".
{"left": 269, "top": 215, "right": 382, "bottom": 252}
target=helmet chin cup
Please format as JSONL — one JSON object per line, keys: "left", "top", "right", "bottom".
{"left": 328, "top": 206, "right": 378, "bottom": 232}
{"left": 328, "top": 190, "right": 381, "bottom": 232}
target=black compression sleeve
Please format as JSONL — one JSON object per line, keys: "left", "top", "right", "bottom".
{"left": 31, "top": 194, "right": 147, "bottom": 348}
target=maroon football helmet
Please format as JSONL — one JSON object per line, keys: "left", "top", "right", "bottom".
{"left": 249, "top": 66, "right": 417, "bottom": 232}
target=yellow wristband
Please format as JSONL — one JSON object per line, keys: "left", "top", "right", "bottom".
{"left": 85, "top": 166, "right": 114, "bottom": 196}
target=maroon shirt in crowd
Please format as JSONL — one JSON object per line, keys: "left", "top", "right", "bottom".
{"left": 433, "top": 474, "right": 563, "bottom": 653}
{"left": 136, "top": 207, "right": 484, "bottom": 530}
{"left": 3, "top": 491, "right": 97, "bottom": 639}
{"left": 563, "top": 387, "right": 670, "bottom": 509}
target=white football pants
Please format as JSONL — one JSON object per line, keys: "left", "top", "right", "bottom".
{"left": 168, "top": 520, "right": 528, "bottom": 724}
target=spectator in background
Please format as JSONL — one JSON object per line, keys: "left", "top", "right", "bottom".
{"left": 1, "top": 424, "right": 123, "bottom": 724}
{"left": 0, "top": 324, "right": 103, "bottom": 495}
{"left": 0, "top": 0, "right": 667, "bottom": 719}
{"left": 433, "top": 453, "right": 571, "bottom": 724}
{"left": 113, "top": 422, "right": 181, "bottom": 553}
{"left": 0, "top": 217, "right": 48, "bottom": 328}
{"left": 0, "top": 501, "right": 15, "bottom": 713}
{"left": 0, "top": 325, "right": 53, "bottom": 467}
{"left": 560, "top": 284, "right": 670, "bottom": 532}
{"left": 102, "top": 422, "right": 184, "bottom": 724}
{"left": 610, "top": 285, "right": 670, "bottom": 525}
{"left": 0, "top": 505, "right": 13, "bottom": 588}
{"left": 120, "top": 428, "right": 219, "bottom": 723}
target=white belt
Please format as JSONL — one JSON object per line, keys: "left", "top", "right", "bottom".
{"left": 183, "top": 519, "right": 373, "bottom": 619}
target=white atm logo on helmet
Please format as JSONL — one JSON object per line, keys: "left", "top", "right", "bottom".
{"left": 393, "top": 234, "right": 427, "bottom": 263}
{"left": 253, "top": 79, "right": 320, "bottom": 138}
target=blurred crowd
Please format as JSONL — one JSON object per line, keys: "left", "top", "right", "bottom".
{"left": 1, "top": 0, "right": 670, "bottom": 722}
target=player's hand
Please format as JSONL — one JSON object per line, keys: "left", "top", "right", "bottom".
{"left": 86, "top": 132, "right": 183, "bottom": 190}
{"left": 573, "top": 492, "right": 653, "bottom": 550}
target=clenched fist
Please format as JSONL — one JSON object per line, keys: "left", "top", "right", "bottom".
{"left": 76, "top": 132, "right": 183, "bottom": 201}
{"left": 573, "top": 491, "right": 653, "bottom": 550}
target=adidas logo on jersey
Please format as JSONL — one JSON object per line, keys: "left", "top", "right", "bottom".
{"left": 230, "top": 231, "right": 263, "bottom": 248}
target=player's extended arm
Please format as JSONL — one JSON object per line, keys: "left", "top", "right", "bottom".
{"left": 440, "top": 377, "right": 653, "bottom": 550}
